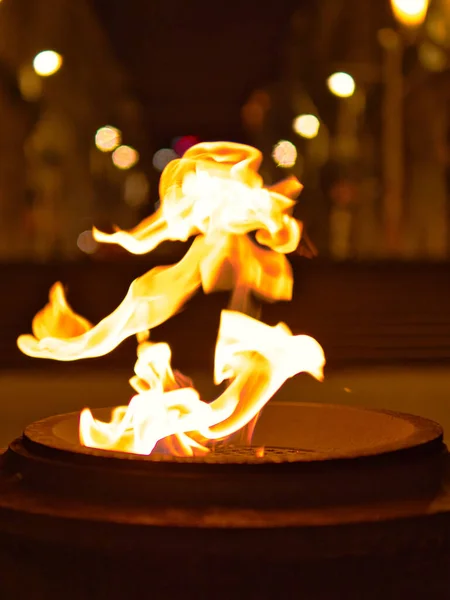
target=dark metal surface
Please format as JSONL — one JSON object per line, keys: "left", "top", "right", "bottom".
{"left": 23, "top": 401, "right": 445, "bottom": 462}
{"left": 1, "top": 450, "right": 450, "bottom": 598}
{"left": 0, "top": 402, "right": 449, "bottom": 598}
{"left": 206, "top": 445, "right": 311, "bottom": 461}
{"left": 0, "top": 402, "right": 445, "bottom": 511}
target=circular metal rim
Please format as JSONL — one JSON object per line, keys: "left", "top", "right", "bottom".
{"left": 22, "top": 401, "right": 444, "bottom": 470}
{"left": 0, "top": 402, "right": 446, "bottom": 520}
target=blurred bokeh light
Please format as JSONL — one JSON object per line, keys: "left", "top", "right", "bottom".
{"left": 172, "top": 135, "right": 199, "bottom": 156}
{"left": 33, "top": 50, "right": 63, "bottom": 77}
{"left": 293, "top": 114, "right": 320, "bottom": 139}
{"left": 272, "top": 140, "right": 297, "bottom": 168}
{"left": 390, "top": 0, "right": 429, "bottom": 28}
{"left": 112, "top": 145, "right": 139, "bottom": 169}
{"left": 77, "top": 230, "right": 99, "bottom": 254}
{"left": 124, "top": 172, "right": 150, "bottom": 207}
{"left": 18, "top": 65, "right": 43, "bottom": 101}
{"left": 95, "top": 126, "right": 121, "bottom": 152}
{"left": 418, "top": 41, "right": 447, "bottom": 71}
{"left": 152, "top": 148, "right": 178, "bottom": 171}
{"left": 241, "top": 90, "right": 271, "bottom": 132}
{"left": 327, "top": 72, "right": 355, "bottom": 98}
{"left": 426, "top": 10, "right": 449, "bottom": 46}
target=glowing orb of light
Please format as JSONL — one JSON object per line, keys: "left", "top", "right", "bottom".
{"left": 418, "top": 41, "right": 447, "bottom": 71}
{"left": 112, "top": 145, "right": 139, "bottom": 170}
{"left": 33, "top": 50, "right": 63, "bottom": 77}
{"left": 272, "top": 140, "right": 297, "bottom": 168}
{"left": 18, "top": 65, "right": 43, "bottom": 101}
{"left": 426, "top": 11, "right": 448, "bottom": 46}
{"left": 95, "top": 126, "right": 121, "bottom": 153}
{"left": 390, "top": 0, "right": 429, "bottom": 28}
{"left": 124, "top": 172, "right": 150, "bottom": 207}
{"left": 327, "top": 72, "right": 355, "bottom": 98}
{"left": 152, "top": 148, "right": 178, "bottom": 171}
{"left": 293, "top": 114, "right": 320, "bottom": 139}
{"left": 77, "top": 231, "right": 98, "bottom": 255}
{"left": 172, "top": 135, "right": 199, "bottom": 156}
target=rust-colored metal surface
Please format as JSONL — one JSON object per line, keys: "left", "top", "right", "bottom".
{"left": 24, "top": 401, "right": 444, "bottom": 461}
{"left": 0, "top": 402, "right": 449, "bottom": 599}
{"left": 2, "top": 402, "right": 444, "bottom": 509}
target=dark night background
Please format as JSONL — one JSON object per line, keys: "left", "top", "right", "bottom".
{"left": 92, "top": 0, "right": 300, "bottom": 143}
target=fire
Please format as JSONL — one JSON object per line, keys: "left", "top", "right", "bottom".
{"left": 18, "top": 142, "right": 325, "bottom": 456}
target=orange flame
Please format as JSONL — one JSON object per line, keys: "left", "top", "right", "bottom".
{"left": 18, "top": 141, "right": 325, "bottom": 456}
{"left": 80, "top": 311, "right": 324, "bottom": 456}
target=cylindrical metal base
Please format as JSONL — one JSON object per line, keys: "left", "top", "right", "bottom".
{"left": 0, "top": 402, "right": 449, "bottom": 599}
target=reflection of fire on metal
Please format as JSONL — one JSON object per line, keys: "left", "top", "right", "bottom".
{"left": 17, "top": 142, "right": 325, "bottom": 457}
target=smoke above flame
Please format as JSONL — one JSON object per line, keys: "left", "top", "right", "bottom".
{"left": 18, "top": 142, "right": 325, "bottom": 456}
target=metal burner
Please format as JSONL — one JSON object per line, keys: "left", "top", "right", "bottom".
{"left": 0, "top": 401, "right": 443, "bottom": 513}
{"left": 211, "top": 445, "right": 311, "bottom": 461}
{"left": 0, "top": 400, "right": 449, "bottom": 600}
{"left": 147, "top": 445, "right": 313, "bottom": 464}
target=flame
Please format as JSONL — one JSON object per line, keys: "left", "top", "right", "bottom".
{"left": 18, "top": 141, "right": 325, "bottom": 456}
{"left": 80, "top": 311, "right": 324, "bottom": 456}
{"left": 93, "top": 142, "right": 302, "bottom": 255}
{"left": 18, "top": 236, "right": 206, "bottom": 360}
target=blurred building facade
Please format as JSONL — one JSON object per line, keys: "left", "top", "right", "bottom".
{"left": 242, "top": 0, "right": 450, "bottom": 261}
{"left": 0, "top": 0, "right": 148, "bottom": 261}
{"left": 2, "top": 0, "right": 449, "bottom": 263}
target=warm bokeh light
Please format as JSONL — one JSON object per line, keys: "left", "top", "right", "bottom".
{"left": 18, "top": 66, "right": 43, "bottom": 101}
{"left": 152, "top": 148, "right": 178, "bottom": 171}
{"left": 293, "top": 114, "right": 320, "bottom": 139}
{"left": 390, "top": 0, "right": 429, "bottom": 28}
{"left": 251, "top": 89, "right": 271, "bottom": 110}
{"left": 124, "top": 172, "right": 150, "bottom": 208}
{"left": 77, "top": 231, "right": 98, "bottom": 255}
{"left": 33, "top": 50, "right": 63, "bottom": 77}
{"left": 241, "top": 102, "right": 265, "bottom": 130}
{"left": 418, "top": 41, "right": 447, "bottom": 71}
{"left": 95, "top": 126, "right": 121, "bottom": 153}
{"left": 327, "top": 72, "right": 355, "bottom": 98}
{"left": 272, "top": 140, "right": 297, "bottom": 168}
{"left": 172, "top": 135, "right": 200, "bottom": 156}
{"left": 377, "top": 27, "right": 401, "bottom": 50}
{"left": 112, "top": 145, "right": 139, "bottom": 170}
{"left": 241, "top": 90, "right": 271, "bottom": 132}
{"left": 426, "top": 11, "right": 448, "bottom": 46}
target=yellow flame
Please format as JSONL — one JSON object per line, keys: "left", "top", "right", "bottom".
{"left": 18, "top": 237, "right": 206, "bottom": 360}
{"left": 18, "top": 141, "right": 325, "bottom": 456}
{"left": 95, "top": 142, "right": 302, "bottom": 254}
{"left": 80, "top": 311, "right": 325, "bottom": 456}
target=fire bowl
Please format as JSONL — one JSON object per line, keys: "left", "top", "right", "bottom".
{"left": 1, "top": 402, "right": 450, "bottom": 600}
{"left": 1, "top": 402, "right": 445, "bottom": 509}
